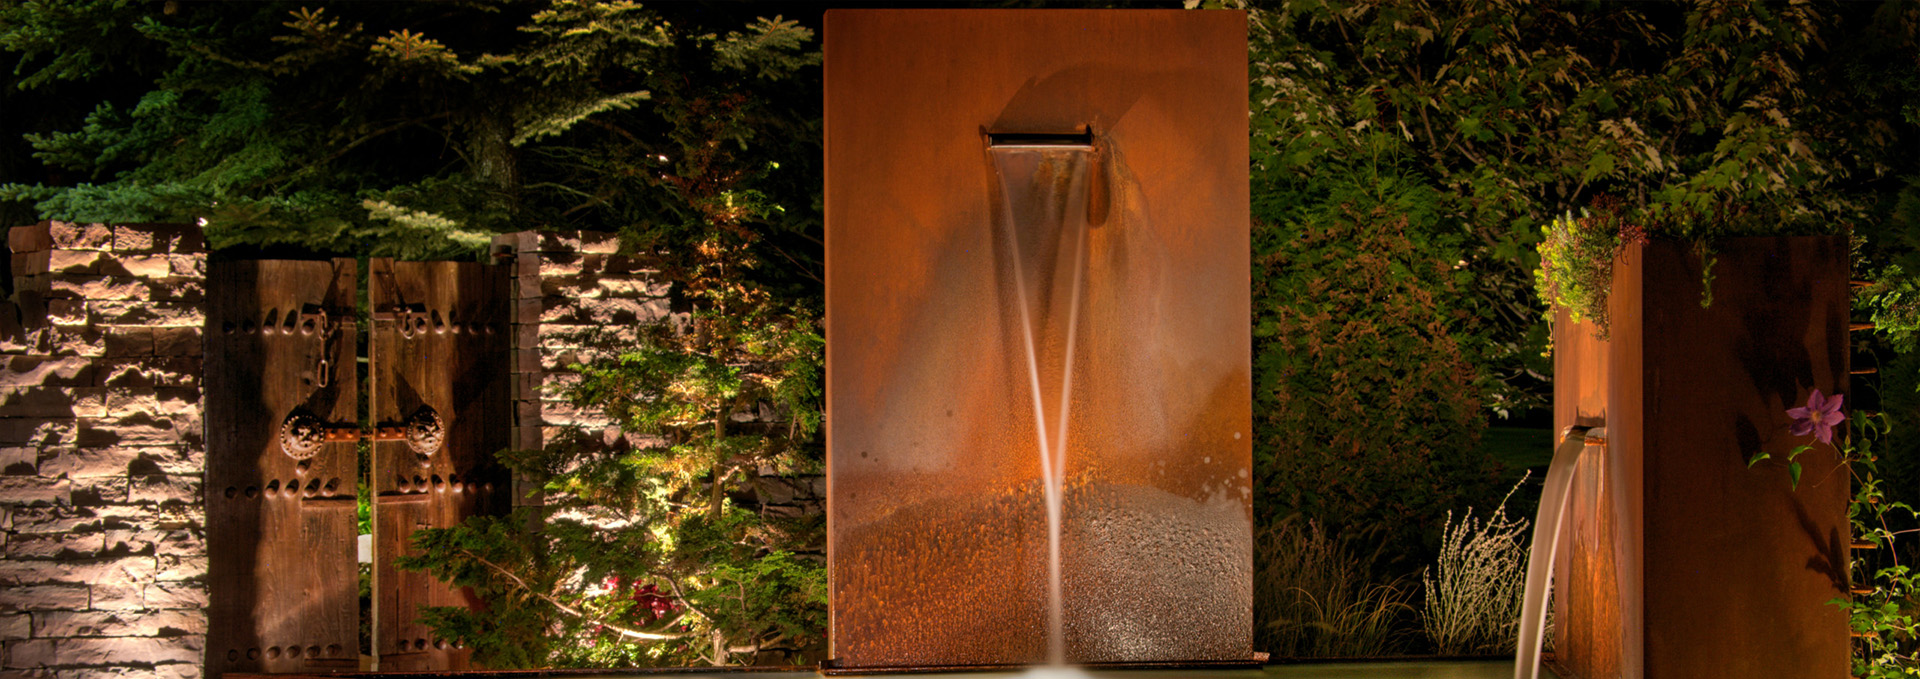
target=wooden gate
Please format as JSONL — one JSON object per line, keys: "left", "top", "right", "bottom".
{"left": 367, "top": 259, "right": 511, "bottom": 671}
{"left": 206, "top": 260, "right": 362, "bottom": 675}
{"left": 207, "top": 258, "right": 511, "bottom": 673}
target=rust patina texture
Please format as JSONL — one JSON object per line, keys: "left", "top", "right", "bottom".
{"left": 1551, "top": 237, "right": 1850, "bottom": 679}
{"left": 824, "top": 10, "right": 1251, "bottom": 669}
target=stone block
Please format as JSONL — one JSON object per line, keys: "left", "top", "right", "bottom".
{"left": 13, "top": 252, "right": 50, "bottom": 277}
{"left": 10, "top": 225, "right": 54, "bottom": 253}
{"left": 0, "top": 388, "right": 79, "bottom": 418}
{"left": 536, "top": 253, "right": 584, "bottom": 277}
{"left": 0, "top": 556, "right": 153, "bottom": 586}
{"left": 0, "top": 477, "right": 70, "bottom": 506}
{"left": 46, "top": 251, "right": 101, "bottom": 275}
{"left": 43, "top": 328, "right": 105, "bottom": 358}
{"left": 45, "top": 300, "right": 86, "bottom": 328}
{"left": 151, "top": 555, "right": 204, "bottom": 582}
{"left": 150, "top": 531, "right": 201, "bottom": 559}
{"left": 0, "top": 584, "right": 88, "bottom": 612}
{"left": 102, "top": 329, "right": 153, "bottom": 358}
{"left": 5, "top": 639, "right": 57, "bottom": 669}
{"left": 146, "top": 279, "right": 203, "bottom": 304}
{"left": 92, "top": 256, "right": 169, "bottom": 280}
{"left": 593, "top": 276, "right": 671, "bottom": 298}
{"left": 491, "top": 231, "right": 536, "bottom": 253}
{"left": 109, "top": 227, "right": 154, "bottom": 253}
{"left": 5, "top": 507, "right": 101, "bottom": 535}
{"left": 31, "top": 611, "right": 204, "bottom": 639}
{"left": 12, "top": 636, "right": 203, "bottom": 667}
{"left": 95, "top": 359, "right": 199, "bottom": 390}
{"left": 153, "top": 664, "right": 201, "bottom": 679}
{"left": 46, "top": 277, "right": 129, "bottom": 302}
{"left": 0, "top": 670, "right": 54, "bottom": 679}
{"left": 0, "top": 615, "right": 28, "bottom": 640}
{"left": 151, "top": 552, "right": 204, "bottom": 583}
{"left": 1, "top": 357, "right": 97, "bottom": 389}
{"left": 102, "top": 529, "right": 165, "bottom": 556}
{"left": 47, "top": 223, "right": 112, "bottom": 250}
{"left": 112, "top": 224, "right": 204, "bottom": 254}
{"left": 67, "top": 476, "right": 126, "bottom": 506}
{"left": 5, "top": 532, "right": 104, "bottom": 559}
{"left": 76, "top": 416, "right": 190, "bottom": 448}
{"left": 127, "top": 475, "right": 197, "bottom": 506}
{"left": 37, "top": 448, "right": 137, "bottom": 480}
{"left": 141, "top": 583, "right": 204, "bottom": 610}
{"left": 87, "top": 580, "right": 144, "bottom": 612}
{"left": 50, "top": 665, "right": 200, "bottom": 679}
{"left": 1, "top": 448, "right": 34, "bottom": 476}
{"left": 105, "top": 388, "right": 198, "bottom": 419}
{"left": 87, "top": 303, "right": 201, "bottom": 328}
{"left": 534, "top": 231, "right": 621, "bottom": 255}
{"left": 538, "top": 400, "right": 612, "bottom": 429}
{"left": 148, "top": 330, "right": 197, "bottom": 358}
{"left": 164, "top": 256, "right": 202, "bottom": 279}
{"left": 105, "top": 224, "right": 200, "bottom": 254}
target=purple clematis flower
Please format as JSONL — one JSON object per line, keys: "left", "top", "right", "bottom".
{"left": 1787, "top": 389, "right": 1846, "bottom": 444}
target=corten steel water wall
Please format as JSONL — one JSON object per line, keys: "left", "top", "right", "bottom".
{"left": 1550, "top": 237, "right": 1850, "bottom": 679}
{"left": 823, "top": 10, "right": 1252, "bottom": 670}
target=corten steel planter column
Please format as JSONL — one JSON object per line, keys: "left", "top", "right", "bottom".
{"left": 1551, "top": 237, "right": 1851, "bottom": 679}
{"left": 823, "top": 10, "right": 1252, "bottom": 671}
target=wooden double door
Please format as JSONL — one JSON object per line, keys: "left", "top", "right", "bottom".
{"left": 205, "top": 259, "right": 511, "bottom": 674}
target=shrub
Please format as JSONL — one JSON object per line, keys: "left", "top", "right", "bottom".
{"left": 1255, "top": 515, "right": 1412, "bottom": 659}
{"left": 1422, "top": 477, "right": 1531, "bottom": 656}
{"left": 1252, "top": 194, "right": 1505, "bottom": 564}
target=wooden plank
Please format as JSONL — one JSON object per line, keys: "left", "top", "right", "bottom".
{"left": 368, "top": 259, "right": 510, "bottom": 671}
{"left": 206, "top": 259, "right": 360, "bottom": 675}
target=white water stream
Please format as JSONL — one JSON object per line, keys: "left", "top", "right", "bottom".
{"left": 991, "top": 145, "right": 1092, "bottom": 667}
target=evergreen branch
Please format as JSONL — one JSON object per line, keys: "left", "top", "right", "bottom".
{"left": 458, "top": 548, "right": 689, "bottom": 641}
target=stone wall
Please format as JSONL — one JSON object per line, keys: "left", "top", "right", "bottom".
{"left": 0, "top": 222, "right": 208, "bottom": 679}
{"left": 493, "top": 230, "right": 669, "bottom": 509}
{"left": 489, "top": 231, "right": 823, "bottom": 517}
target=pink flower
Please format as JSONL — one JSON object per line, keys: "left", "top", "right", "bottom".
{"left": 1787, "top": 389, "right": 1846, "bottom": 444}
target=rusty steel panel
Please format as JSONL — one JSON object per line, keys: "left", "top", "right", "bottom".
{"left": 206, "top": 259, "right": 362, "bottom": 675}
{"left": 824, "top": 10, "right": 1251, "bottom": 668}
{"left": 368, "top": 259, "right": 512, "bottom": 671}
{"left": 1552, "top": 237, "right": 1850, "bottom": 679}
{"left": 1549, "top": 310, "right": 1623, "bottom": 678}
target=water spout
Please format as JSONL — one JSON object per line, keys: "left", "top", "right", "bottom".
{"left": 1514, "top": 426, "right": 1597, "bottom": 679}
{"left": 990, "top": 139, "right": 1093, "bottom": 666}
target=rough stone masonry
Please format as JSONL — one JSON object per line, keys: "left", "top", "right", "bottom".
{"left": 0, "top": 221, "right": 209, "bottom": 679}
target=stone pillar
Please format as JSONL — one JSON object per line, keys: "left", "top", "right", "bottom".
{"left": 0, "top": 221, "right": 208, "bottom": 679}
{"left": 491, "top": 231, "right": 670, "bottom": 502}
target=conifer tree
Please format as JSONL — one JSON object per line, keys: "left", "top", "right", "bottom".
{"left": 4, "top": 1, "right": 826, "bottom": 666}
